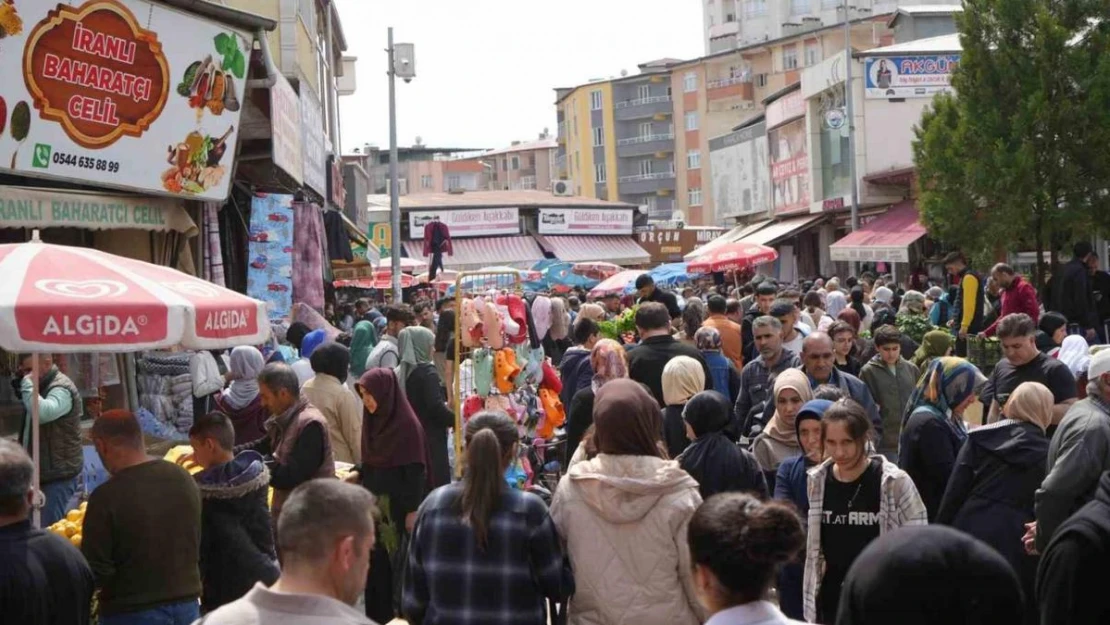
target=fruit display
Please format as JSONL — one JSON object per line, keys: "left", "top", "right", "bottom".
{"left": 164, "top": 445, "right": 204, "bottom": 475}
{"left": 161, "top": 126, "right": 233, "bottom": 195}
{"left": 48, "top": 501, "right": 86, "bottom": 548}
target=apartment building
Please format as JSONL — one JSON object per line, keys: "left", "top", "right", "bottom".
{"left": 702, "top": 0, "right": 960, "bottom": 54}
{"left": 556, "top": 60, "right": 679, "bottom": 222}
{"left": 350, "top": 145, "right": 485, "bottom": 196}
{"left": 479, "top": 136, "right": 559, "bottom": 191}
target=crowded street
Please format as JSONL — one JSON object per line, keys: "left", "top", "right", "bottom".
{"left": 3, "top": 0, "right": 1110, "bottom": 624}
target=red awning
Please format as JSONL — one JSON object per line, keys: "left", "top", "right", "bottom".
{"left": 829, "top": 201, "right": 926, "bottom": 263}
{"left": 537, "top": 235, "right": 650, "bottom": 265}
{"left": 403, "top": 236, "right": 545, "bottom": 272}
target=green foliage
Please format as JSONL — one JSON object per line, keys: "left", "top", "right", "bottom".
{"left": 912, "top": 0, "right": 1110, "bottom": 288}
{"left": 895, "top": 312, "right": 934, "bottom": 344}
{"left": 597, "top": 306, "right": 638, "bottom": 341}
{"left": 214, "top": 33, "right": 247, "bottom": 79}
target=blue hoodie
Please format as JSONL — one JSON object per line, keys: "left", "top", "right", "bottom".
{"left": 558, "top": 347, "right": 593, "bottom": 408}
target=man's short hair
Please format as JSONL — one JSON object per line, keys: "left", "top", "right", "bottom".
{"left": 828, "top": 320, "right": 856, "bottom": 339}
{"left": 286, "top": 322, "right": 310, "bottom": 350}
{"left": 996, "top": 313, "right": 1037, "bottom": 340}
{"left": 0, "top": 439, "right": 33, "bottom": 517}
{"left": 726, "top": 298, "right": 742, "bottom": 315}
{"left": 990, "top": 263, "right": 1015, "bottom": 276}
{"left": 1074, "top": 241, "right": 1093, "bottom": 259}
{"left": 278, "top": 480, "right": 376, "bottom": 563}
{"left": 603, "top": 292, "right": 619, "bottom": 301}
{"left": 573, "top": 317, "right": 600, "bottom": 345}
{"left": 189, "top": 412, "right": 235, "bottom": 451}
{"left": 90, "top": 409, "right": 144, "bottom": 448}
{"left": 568, "top": 296, "right": 580, "bottom": 307}
{"left": 356, "top": 299, "right": 370, "bottom": 310}
{"left": 769, "top": 298, "right": 797, "bottom": 319}
{"left": 634, "top": 274, "right": 654, "bottom": 290}
{"left": 752, "top": 315, "right": 782, "bottom": 332}
{"left": 635, "top": 302, "right": 670, "bottom": 331}
{"left": 756, "top": 282, "right": 778, "bottom": 297}
{"left": 872, "top": 325, "right": 903, "bottom": 348}
{"left": 384, "top": 304, "right": 415, "bottom": 325}
{"left": 943, "top": 251, "right": 966, "bottom": 266}
{"left": 310, "top": 342, "right": 351, "bottom": 380}
{"left": 707, "top": 294, "right": 727, "bottom": 315}
{"left": 258, "top": 363, "right": 301, "bottom": 397}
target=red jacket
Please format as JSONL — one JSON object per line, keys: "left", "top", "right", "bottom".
{"left": 982, "top": 275, "right": 1040, "bottom": 337}
{"left": 422, "top": 220, "right": 453, "bottom": 256}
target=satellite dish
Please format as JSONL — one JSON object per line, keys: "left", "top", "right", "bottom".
{"left": 671, "top": 210, "right": 686, "bottom": 223}
{"left": 414, "top": 135, "right": 423, "bottom": 146}
{"left": 620, "top": 69, "right": 629, "bottom": 77}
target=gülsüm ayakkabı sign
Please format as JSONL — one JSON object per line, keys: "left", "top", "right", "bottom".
{"left": 1, "top": 0, "right": 250, "bottom": 200}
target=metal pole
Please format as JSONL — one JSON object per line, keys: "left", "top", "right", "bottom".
{"left": 843, "top": 4, "right": 860, "bottom": 276}
{"left": 387, "top": 27, "right": 402, "bottom": 303}
{"left": 31, "top": 352, "right": 41, "bottom": 528}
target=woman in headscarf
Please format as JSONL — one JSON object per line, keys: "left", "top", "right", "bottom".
{"left": 751, "top": 368, "right": 813, "bottom": 492}
{"left": 395, "top": 326, "right": 454, "bottom": 489}
{"left": 849, "top": 286, "right": 875, "bottom": 332}
{"left": 301, "top": 343, "right": 363, "bottom": 464}
{"left": 566, "top": 339, "right": 627, "bottom": 465}
{"left": 836, "top": 526, "right": 1024, "bottom": 625}
{"left": 898, "top": 357, "right": 987, "bottom": 521}
{"left": 661, "top": 356, "right": 706, "bottom": 458}
{"left": 1056, "top": 334, "right": 1091, "bottom": 399}
{"left": 695, "top": 326, "right": 740, "bottom": 403}
{"left": 349, "top": 320, "right": 378, "bottom": 379}
{"left": 937, "top": 381, "right": 1051, "bottom": 620}
{"left": 819, "top": 290, "right": 848, "bottom": 332}
{"left": 543, "top": 297, "right": 572, "bottom": 365}
{"left": 678, "top": 390, "right": 766, "bottom": 500}
{"left": 550, "top": 379, "right": 704, "bottom": 625}
{"left": 348, "top": 368, "right": 429, "bottom": 622}
{"left": 872, "top": 286, "right": 894, "bottom": 311}
{"left": 578, "top": 302, "right": 607, "bottom": 323}
{"left": 773, "top": 399, "right": 833, "bottom": 621}
{"left": 214, "top": 346, "right": 269, "bottom": 444}
{"left": 911, "top": 329, "right": 953, "bottom": 373}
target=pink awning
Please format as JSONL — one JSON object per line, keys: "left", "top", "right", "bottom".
{"left": 538, "top": 236, "right": 650, "bottom": 265}
{"left": 403, "top": 236, "right": 544, "bottom": 272}
{"left": 829, "top": 201, "right": 927, "bottom": 263}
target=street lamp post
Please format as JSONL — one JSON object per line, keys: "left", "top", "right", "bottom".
{"left": 386, "top": 28, "right": 415, "bottom": 302}
{"left": 843, "top": 4, "right": 860, "bottom": 275}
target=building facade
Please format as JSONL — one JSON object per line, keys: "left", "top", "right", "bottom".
{"left": 477, "top": 136, "right": 558, "bottom": 192}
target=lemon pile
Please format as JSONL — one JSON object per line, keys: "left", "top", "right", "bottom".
{"left": 49, "top": 502, "right": 86, "bottom": 548}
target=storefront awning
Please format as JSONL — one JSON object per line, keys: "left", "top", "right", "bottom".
{"left": 739, "top": 214, "right": 824, "bottom": 247}
{"left": 684, "top": 219, "right": 772, "bottom": 260}
{"left": 403, "top": 236, "right": 545, "bottom": 272}
{"left": 538, "top": 235, "right": 651, "bottom": 266}
{"left": 0, "top": 186, "right": 198, "bottom": 236}
{"left": 829, "top": 201, "right": 926, "bottom": 263}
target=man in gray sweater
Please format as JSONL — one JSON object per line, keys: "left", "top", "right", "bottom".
{"left": 199, "top": 479, "right": 379, "bottom": 625}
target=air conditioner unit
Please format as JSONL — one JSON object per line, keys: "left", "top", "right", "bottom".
{"left": 553, "top": 180, "right": 573, "bottom": 196}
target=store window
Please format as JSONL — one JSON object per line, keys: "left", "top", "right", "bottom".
{"left": 818, "top": 84, "right": 851, "bottom": 201}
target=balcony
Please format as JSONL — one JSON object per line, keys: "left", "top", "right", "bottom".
{"left": 616, "top": 133, "right": 675, "bottom": 158}
{"left": 617, "top": 172, "right": 676, "bottom": 195}
{"left": 707, "top": 75, "right": 755, "bottom": 101}
{"left": 614, "top": 96, "right": 673, "bottom": 121}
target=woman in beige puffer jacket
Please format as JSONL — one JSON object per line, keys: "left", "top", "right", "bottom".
{"left": 551, "top": 379, "right": 706, "bottom": 625}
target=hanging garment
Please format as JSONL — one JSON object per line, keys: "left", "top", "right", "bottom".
{"left": 292, "top": 201, "right": 326, "bottom": 311}
{"left": 323, "top": 210, "right": 354, "bottom": 262}
{"left": 422, "top": 220, "right": 453, "bottom": 256}
{"left": 203, "top": 202, "right": 226, "bottom": 287}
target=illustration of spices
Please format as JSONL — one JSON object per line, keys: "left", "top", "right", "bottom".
{"left": 10, "top": 101, "right": 30, "bottom": 169}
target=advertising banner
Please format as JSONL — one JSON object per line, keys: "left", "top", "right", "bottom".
{"left": 765, "top": 89, "right": 806, "bottom": 129}
{"left": 637, "top": 228, "right": 724, "bottom": 263}
{"left": 2, "top": 0, "right": 250, "bottom": 200}
{"left": 864, "top": 55, "right": 960, "bottom": 99}
{"left": 0, "top": 185, "right": 197, "bottom": 233}
{"left": 300, "top": 88, "right": 326, "bottom": 196}
{"left": 246, "top": 194, "right": 294, "bottom": 320}
{"left": 408, "top": 208, "right": 519, "bottom": 237}
{"left": 537, "top": 208, "right": 633, "bottom": 235}
{"left": 270, "top": 73, "right": 302, "bottom": 184}
{"left": 769, "top": 118, "right": 810, "bottom": 215}
{"left": 709, "top": 121, "right": 771, "bottom": 219}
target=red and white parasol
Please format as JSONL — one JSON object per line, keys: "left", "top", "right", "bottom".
{"left": 334, "top": 273, "right": 415, "bottom": 290}
{"left": 572, "top": 261, "right": 624, "bottom": 280}
{"left": 376, "top": 256, "right": 424, "bottom": 273}
{"left": 685, "top": 242, "right": 778, "bottom": 274}
{"left": 588, "top": 269, "right": 645, "bottom": 298}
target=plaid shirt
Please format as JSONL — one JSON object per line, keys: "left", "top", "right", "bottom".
{"left": 802, "top": 456, "right": 928, "bottom": 623}
{"left": 403, "top": 483, "right": 573, "bottom": 625}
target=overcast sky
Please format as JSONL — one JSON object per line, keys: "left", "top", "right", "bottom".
{"left": 334, "top": 0, "right": 704, "bottom": 153}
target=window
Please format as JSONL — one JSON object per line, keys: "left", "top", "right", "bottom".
{"left": 420, "top": 175, "right": 432, "bottom": 189}
{"left": 790, "top": 0, "right": 809, "bottom": 14}
{"left": 756, "top": 73, "right": 769, "bottom": 88}
{"left": 511, "top": 156, "right": 520, "bottom": 170}
{"left": 805, "top": 42, "right": 821, "bottom": 66}
{"left": 783, "top": 47, "right": 799, "bottom": 70}
{"left": 688, "top": 187, "right": 703, "bottom": 206}
{"left": 590, "top": 89, "right": 603, "bottom": 110}
{"left": 687, "top": 150, "right": 701, "bottom": 169}
{"left": 644, "top": 196, "right": 657, "bottom": 212}
{"left": 595, "top": 163, "right": 607, "bottom": 183}
{"left": 593, "top": 127, "right": 604, "bottom": 146}
{"left": 725, "top": 12, "right": 736, "bottom": 21}
{"left": 744, "top": 0, "right": 767, "bottom": 17}
{"left": 685, "top": 112, "right": 699, "bottom": 131}
{"left": 684, "top": 72, "right": 698, "bottom": 93}
{"left": 639, "top": 159, "right": 654, "bottom": 176}
{"left": 640, "top": 122, "right": 654, "bottom": 138}
{"left": 446, "top": 175, "right": 461, "bottom": 190}
{"left": 638, "top": 84, "right": 652, "bottom": 100}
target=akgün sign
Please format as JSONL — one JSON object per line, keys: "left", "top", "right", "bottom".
{"left": 864, "top": 55, "right": 960, "bottom": 99}
{"left": 3, "top": 0, "right": 250, "bottom": 200}
{"left": 537, "top": 208, "right": 633, "bottom": 235}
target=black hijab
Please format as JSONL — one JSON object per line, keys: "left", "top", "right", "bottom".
{"left": 837, "top": 526, "right": 1024, "bottom": 625}
{"left": 679, "top": 391, "right": 764, "bottom": 500}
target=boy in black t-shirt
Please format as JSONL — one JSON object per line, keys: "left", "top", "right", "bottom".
{"left": 983, "top": 314, "right": 1077, "bottom": 426}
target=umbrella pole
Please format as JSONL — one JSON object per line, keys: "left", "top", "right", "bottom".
{"left": 31, "top": 352, "right": 42, "bottom": 528}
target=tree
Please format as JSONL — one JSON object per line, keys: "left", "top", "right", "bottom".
{"left": 912, "top": 0, "right": 1110, "bottom": 293}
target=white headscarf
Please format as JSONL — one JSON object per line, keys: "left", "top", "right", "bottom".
{"left": 222, "top": 346, "right": 265, "bottom": 410}
{"left": 825, "top": 290, "right": 848, "bottom": 318}
{"left": 1057, "top": 335, "right": 1090, "bottom": 377}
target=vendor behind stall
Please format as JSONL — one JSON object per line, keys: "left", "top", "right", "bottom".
{"left": 18, "top": 354, "right": 83, "bottom": 527}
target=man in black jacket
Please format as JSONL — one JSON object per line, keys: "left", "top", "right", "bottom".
{"left": 635, "top": 274, "right": 681, "bottom": 319}
{"left": 1037, "top": 470, "right": 1110, "bottom": 625}
{"left": 188, "top": 412, "right": 279, "bottom": 614}
{"left": 1052, "top": 241, "right": 1099, "bottom": 341}
{"left": 627, "top": 303, "right": 711, "bottom": 407}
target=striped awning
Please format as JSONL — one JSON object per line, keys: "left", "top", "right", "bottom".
{"left": 537, "top": 235, "right": 650, "bottom": 265}
{"left": 403, "top": 236, "right": 545, "bottom": 272}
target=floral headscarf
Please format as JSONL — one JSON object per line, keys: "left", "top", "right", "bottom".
{"left": 903, "top": 357, "right": 986, "bottom": 430}
{"left": 695, "top": 326, "right": 722, "bottom": 351}
{"left": 590, "top": 338, "right": 628, "bottom": 392}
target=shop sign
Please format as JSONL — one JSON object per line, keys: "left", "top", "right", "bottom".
{"left": 709, "top": 121, "right": 771, "bottom": 218}
{"left": 765, "top": 89, "right": 806, "bottom": 129}
{"left": 270, "top": 73, "right": 302, "bottom": 183}
{"left": 864, "top": 55, "right": 960, "bottom": 99}
{"left": 537, "top": 208, "right": 633, "bottom": 235}
{"left": 822, "top": 197, "right": 845, "bottom": 212}
{"left": 327, "top": 154, "right": 345, "bottom": 209}
{"left": 300, "top": 88, "right": 326, "bottom": 196}
{"left": 769, "top": 118, "right": 810, "bottom": 215}
{"left": 637, "top": 228, "right": 724, "bottom": 263}
{"left": 408, "top": 207, "right": 519, "bottom": 237}
{"left": 0, "top": 185, "right": 197, "bottom": 233}
{"left": 6, "top": 0, "right": 250, "bottom": 200}
{"left": 369, "top": 222, "right": 392, "bottom": 258}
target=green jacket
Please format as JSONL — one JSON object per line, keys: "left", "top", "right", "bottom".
{"left": 860, "top": 357, "right": 920, "bottom": 455}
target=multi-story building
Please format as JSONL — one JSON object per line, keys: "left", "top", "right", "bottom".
{"left": 351, "top": 144, "right": 485, "bottom": 196}
{"left": 478, "top": 136, "right": 558, "bottom": 191}
{"left": 702, "top": 0, "right": 961, "bottom": 54}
